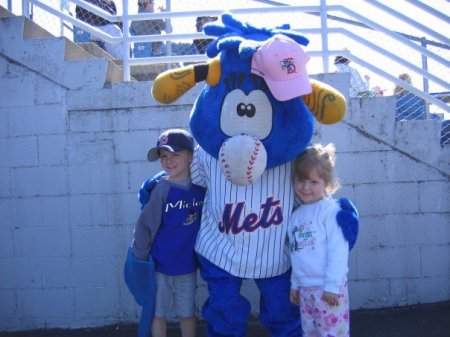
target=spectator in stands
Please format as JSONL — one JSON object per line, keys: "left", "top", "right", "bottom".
{"left": 372, "top": 85, "right": 385, "bottom": 97}
{"left": 193, "top": 16, "right": 217, "bottom": 54}
{"left": 131, "top": 0, "right": 167, "bottom": 56}
{"left": 334, "top": 55, "right": 375, "bottom": 98}
{"left": 168, "top": 16, "right": 217, "bottom": 57}
{"left": 365, "top": 74, "right": 385, "bottom": 96}
{"left": 394, "top": 73, "right": 426, "bottom": 120}
{"left": 394, "top": 72, "right": 412, "bottom": 96}
{"left": 75, "top": 0, "right": 125, "bottom": 59}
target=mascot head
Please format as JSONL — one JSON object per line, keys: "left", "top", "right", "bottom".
{"left": 152, "top": 13, "right": 346, "bottom": 185}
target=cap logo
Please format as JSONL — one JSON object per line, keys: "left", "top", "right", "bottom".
{"left": 280, "top": 57, "right": 296, "bottom": 75}
{"left": 250, "top": 34, "right": 312, "bottom": 101}
{"left": 158, "top": 135, "right": 169, "bottom": 145}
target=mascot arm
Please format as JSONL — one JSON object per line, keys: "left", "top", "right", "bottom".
{"left": 190, "top": 147, "right": 208, "bottom": 188}
{"left": 138, "top": 170, "right": 168, "bottom": 209}
{"left": 336, "top": 198, "right": 359, "bottom": 251}
{"left": 151, "top": 59, "right": 221, "bottom": 104}
{"left": 302, "top": 79, "right": 347, "bottom": 125}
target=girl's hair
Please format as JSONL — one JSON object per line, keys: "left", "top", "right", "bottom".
{"left": 292, "top": 143, "right": 340, "bottom": 195}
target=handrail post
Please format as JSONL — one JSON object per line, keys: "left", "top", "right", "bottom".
{"left": 320, "top": 0, "right": 329, "bottom": 73}
{"left": 59, "top": 0, "right": 66, "bottom": 37}
{"left": 421, "top": 37, "right": 430, "bottom": 119}
{"left": 165, "top": 0, "right": 173, "bottom": 70}
{"left": 122, "top": 0, "right": 131, "bottom": 81}
{"left": 22, "top": 0, "right": 30, "bottom": 18}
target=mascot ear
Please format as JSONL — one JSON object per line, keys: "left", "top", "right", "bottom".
{"left": 302, "top": 79, "right": 347, "bottom": 125}
{"left": 151, "top": 58, "right": 221, "bottom": 104}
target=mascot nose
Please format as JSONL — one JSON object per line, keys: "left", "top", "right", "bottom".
{"left": 219, "top": 134, "right": 267, "bottom": 186}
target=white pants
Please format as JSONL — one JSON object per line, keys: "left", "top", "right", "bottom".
{"left": 92, "top": 24, "right": 124, "bottom": 60}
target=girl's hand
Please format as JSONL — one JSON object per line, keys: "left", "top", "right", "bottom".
{"left": 290, "top": 289, "right": 300, "bottom": 305}
{"left": 322, "top": 291, "right": 339, "bottom": 306}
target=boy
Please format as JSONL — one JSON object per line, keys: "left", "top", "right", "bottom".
{"left": 132, "top": 129, "right": 205, "bottom": 337}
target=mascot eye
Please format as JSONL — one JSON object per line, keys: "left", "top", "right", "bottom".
{"left": 221, "top": 89, "right": 272, "bottom": 139}
{"left": 237, "top": 103, "right": 256, "bottom": 117}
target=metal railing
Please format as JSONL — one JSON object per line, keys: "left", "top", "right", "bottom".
{"left": 13, "top": 0, "right": 450, "bottom": 134}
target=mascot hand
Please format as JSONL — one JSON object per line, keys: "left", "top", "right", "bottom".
{"left": 337, "top": 198, "right": 359, "bottom": 250}
{"left": 138, "top": 171, "right": 168, "bottom": 209}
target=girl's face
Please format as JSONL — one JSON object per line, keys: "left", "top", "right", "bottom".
{"left": 294, "top": 168, "right": 327, "bottom": 204}
{"left": 159, "top": 149, "right": 192, "bottom": 181}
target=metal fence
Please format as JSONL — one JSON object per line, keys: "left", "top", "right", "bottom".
{"left": 8, "top": 0, "right": 450, "bottom": 144}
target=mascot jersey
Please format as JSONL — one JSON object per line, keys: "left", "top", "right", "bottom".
{"left": 192, "top": 147, "right": 295, "bottom": 279}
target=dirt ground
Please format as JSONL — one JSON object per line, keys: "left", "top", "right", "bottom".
{"left": 1, "top": 301, "right": 449, "bottom": 337}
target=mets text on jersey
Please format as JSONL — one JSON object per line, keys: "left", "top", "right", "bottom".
{"left": 218, "top": 196, "right": 283, "bottom": 234}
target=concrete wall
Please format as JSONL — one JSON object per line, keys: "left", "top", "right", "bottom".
{"left": 1, "top": 51, "right": 449, "bottom": 331}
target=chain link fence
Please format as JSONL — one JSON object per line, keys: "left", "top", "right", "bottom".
{"left": 71, "top": 1, "right": 219, "bottom": 58}
{"left": 12, "top": 0, "right": 450, "bottom": 145}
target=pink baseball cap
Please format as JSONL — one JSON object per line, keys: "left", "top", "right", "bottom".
{"left": 251, "top": 34, "right": 312, "bottom": 101}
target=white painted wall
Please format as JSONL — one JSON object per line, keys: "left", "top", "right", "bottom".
{"left": 0, "top": 35, "right": 449, "bottom": 332}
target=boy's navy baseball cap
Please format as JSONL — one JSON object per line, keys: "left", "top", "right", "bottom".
{"left": 147, "top": 129, "right": 194, "bottom": 161}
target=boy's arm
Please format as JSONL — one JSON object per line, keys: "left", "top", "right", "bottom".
{"left": 132, "top": 184, "right": 165, "bottom": 260}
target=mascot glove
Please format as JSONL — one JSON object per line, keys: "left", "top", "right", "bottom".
{"left": 124, "top": 247, "right": 156, "bottom": 337}
{"left": 337, "top": 198, "right": 359, "bottom": 251}
{"left": 138, "top": 170, "right": 168, "bottom": 209}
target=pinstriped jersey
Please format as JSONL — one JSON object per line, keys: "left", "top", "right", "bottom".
{"left": 191, "top": 146, "right": 296, "bottom": 279}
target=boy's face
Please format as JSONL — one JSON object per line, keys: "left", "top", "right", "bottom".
{"left": 159, "top": 149, "right": 192, "bottom": 181}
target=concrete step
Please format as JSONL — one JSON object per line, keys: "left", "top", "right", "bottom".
{"left": 0, "top": 4, "right": 13, "bottom": 18}
{"left": 0, "top": 13, "right": 53, "bottom": 40}
{"left": 343, "top": 94, "right": 450, "bottom": 174}
{"left": 77, "top": 42, "right": 127, "bottom": 82}
{"left": 0, "top": 15, "right": 124, "bottom": 88}
{"left": 0, "top": 31, "right": 107, "bottom": 89}
{"left": 395, "top": 118, "right": 450, "bottom": 171}
{"left": 77, "top": 42, "right": 115, "bottom": 60}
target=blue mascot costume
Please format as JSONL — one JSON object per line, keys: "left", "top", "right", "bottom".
{"left": 133, "top": 13, "right": 358, "bottom": 337}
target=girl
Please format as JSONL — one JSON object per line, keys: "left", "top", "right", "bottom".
{"left": 289, "top": 143, "right": 350, "bottom": 337}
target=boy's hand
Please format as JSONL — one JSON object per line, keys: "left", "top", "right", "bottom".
{"left": 322, "top": 291, "right": 339, "bottom": 306}
{"left": 290, "top": 289, "right": 300, "bottom": 305}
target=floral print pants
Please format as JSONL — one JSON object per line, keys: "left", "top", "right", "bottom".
{"left": 299, "top": 283, "right": 350, "bottom": 337}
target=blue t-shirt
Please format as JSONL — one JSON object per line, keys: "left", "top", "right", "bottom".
{"left": 133, "top": 178, "right": 205, "bottom": 275}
